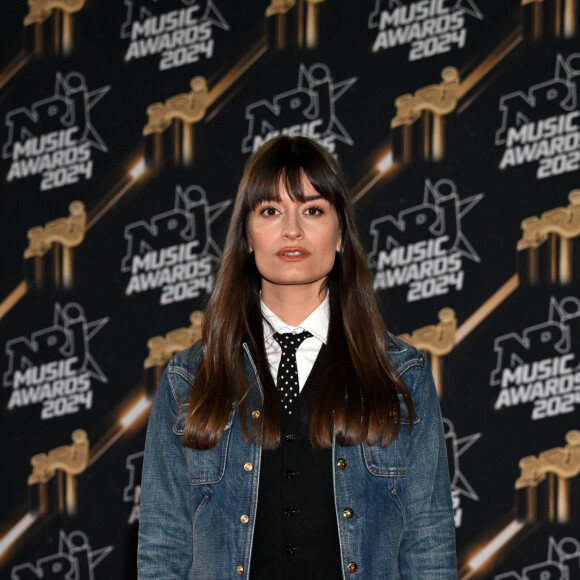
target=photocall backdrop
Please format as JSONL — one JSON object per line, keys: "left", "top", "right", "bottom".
{"left": 0, "top": 1, "right": 579, "bottom": 578}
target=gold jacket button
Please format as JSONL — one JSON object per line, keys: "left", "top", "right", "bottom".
{"left": 244, "top": 462, "right": 253, "bottom": 471}
{"left": 237, "top": 565, "right": 244, "bottom": 574}
{"left": 251, "top": 410, "right": 260, "bottom": 419}
{"left": 343, "top": 508, "right": 354, "bottom": 519}
{"left": 337, "top": 458, "right": 347, "bottom": 469}
{"left": 240, "top": 514, "right": 249, "bottom": 524}
{"left": 347, "top": 561, "right": 358, "bottom": 573}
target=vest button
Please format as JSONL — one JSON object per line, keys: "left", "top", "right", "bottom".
{"left": 285, "top": 544, "right": 298, "bottom": 555}
{"left": 237, "top": 565, "right": 244, "bottom": 574}
{"left": 240, "top": 514, "right": 249, "bottom": 524}
{"left": 337, "top": 458, "right": 347, "bottom": 469}
{"left": 244, "top": 462, "right": 253, "bottom": 471}
{"left": 343, "top": 508, "right": 354, "bottom": 519}
{"left": 285, "top": 507, "right": 297, "bottom": 517}
{"left": 347, "top": 562, "right": 358, "bottom": 573}
{"left": 251, "top": 410, "right": 260, "bottom": 419}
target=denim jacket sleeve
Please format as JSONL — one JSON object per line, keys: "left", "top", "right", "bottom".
{"left": 395, "top": 347, "right": 457, "bottom": 578}
{"left": 137, "top": 348, "right": 198, "bottom": 579}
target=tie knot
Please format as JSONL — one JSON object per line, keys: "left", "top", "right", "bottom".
{"left": 274, "top": 331, "right": 312, "bottom": 354}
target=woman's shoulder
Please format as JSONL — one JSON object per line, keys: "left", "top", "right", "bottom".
{"left": 386, "top": 333, "right": 428, "bottom": 389}
{"left": 163, "top": 342, "right": 203, "bottom": 405}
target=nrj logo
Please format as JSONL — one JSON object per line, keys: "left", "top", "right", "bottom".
{"left": 124, "top": 451, "right": 144, "bottom": 524}
{"left": 490, "top": 296, "right": 580, "bottom": 421}
{"left": 495, "top": 536, "right": 580, "bottom": 580}
{"left": 241, "top": 63, "right": 357, "bottom": 154}
{"left": 495, "top": 52, "right": 580, "bottom": 180}
{"left": 368, "top": 0, "right": 483, "bottom": 61}
{"left": 444, "top": 418, "right": 480, "bottom": 529}
{"left": 3, "top": 303, "right": 109, "bottom": 420}
{"left": 121, "top": 184, "right": 230, "bottom": 305}
{"left": 367, "top": 178, "right": 482, "bottom": 302}
{"left": 122, "top": 0, "right": 229, "bottom": 71}
{"left": 11, "top": 530, "right": 113, "bottom": 580}
{"left": 3, "top": 72, "right": 109, "bottom": 191}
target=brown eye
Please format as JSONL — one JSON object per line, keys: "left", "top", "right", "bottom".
{"left": 259, "top": 206, "right": 278, "bottom": 217}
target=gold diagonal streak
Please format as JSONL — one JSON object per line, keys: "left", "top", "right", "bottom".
{"left": 351, "top": 171, "right": 387, "bottom": 204}
{"left": 205, "top": 36, "right": 268, "bottom": 114}
{"left": 0, "top": 50, "right": 30, "bottom": 92}
{"left": 455, "top": 274, "right": 519, "bottom": 345}
{"left": 0, "top": 281, "right": 28, "bottom": 322}
{"left": 459, "top": 518, "right": 527, "bottom": 579}
{"left": 88, "top": 387, "right": 151, "bottom": 466}
{"left": 0, "top": 513, "right": 37, "bottom": 564}
{"left": 351, "top": 147, "right": 405, "bottom": 203}
{"left": 85, "top": 157, "right": 148, "bottom": 230}
{"left": 456, "top": 26, "right": 523, "bottom": 111}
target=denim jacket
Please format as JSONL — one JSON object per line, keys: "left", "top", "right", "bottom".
{"left": 137, "top": 335, "right": 457, "bottom": 579}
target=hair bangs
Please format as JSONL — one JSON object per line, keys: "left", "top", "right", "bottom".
{"left": 242, "top": 137, "right": 342, "bottom": 213}
{"left": 244, "top": 165, "right": 333, "bottom": 212}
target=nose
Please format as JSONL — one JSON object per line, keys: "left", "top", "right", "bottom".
{"left": 282, "top": 210, "right": 304, "bottom": 240}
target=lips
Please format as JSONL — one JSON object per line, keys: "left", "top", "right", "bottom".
{"left": 276, "top": 247, "right": 310, "bottom": 259}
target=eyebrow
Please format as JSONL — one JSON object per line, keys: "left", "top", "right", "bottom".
{"left": 255, "top": 194, "right": 325, "bottom": 205}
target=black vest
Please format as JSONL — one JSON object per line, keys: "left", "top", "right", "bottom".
{"left": 250, "top": 348, "right": 343, "bottom": 579}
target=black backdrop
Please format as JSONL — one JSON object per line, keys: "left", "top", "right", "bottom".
{"left": 1, "top": 1, "right": 579, "bottom": 579}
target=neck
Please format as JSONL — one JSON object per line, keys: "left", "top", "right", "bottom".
{"left": 262, "top": 283, "right": 326, "bottom": 326}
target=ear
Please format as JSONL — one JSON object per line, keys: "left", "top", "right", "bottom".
{"left": 336, "top": 235, "right": 342, "bottom": 253}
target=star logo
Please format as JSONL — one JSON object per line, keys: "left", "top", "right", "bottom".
{"left": 3, "top": 303, "right": 109, "bottom": 387}
{"left": 242, "top": 63, "right": 357, "bottom": 153}
{"left": 444, "top": 418, "right": 481, "bottom": 503}
{"left": 368, "top": 178, "right": 483, "bottom": 267}
{"left": 2, "top": 72, "right": 109, "bottom": 160}
{"left": 121, "top": 184, "right": 231, "bottom": 273}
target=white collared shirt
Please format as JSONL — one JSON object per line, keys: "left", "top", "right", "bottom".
{"left": 261, "top": 293, "right": 329, "bottom": 392}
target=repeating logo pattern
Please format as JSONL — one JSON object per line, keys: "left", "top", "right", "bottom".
{"left": 121, "top": 185, "right": 230, "bottom": 305}
{"left": 3, "top": 303, "right": 109, "bottom": 420}
{"left": 2, "top": 72, "right": 109, "bottom": 191}
{"left": 368, "top": 0, "right": 483, "bottom": 61}
{"left": 241, "top": 63, "right": 356, "bottom": 154}
{"left": 490, "top": 296, "right": 580, "bottom": 421}
{"left": 367, "top": 178, "right": 482, "bottom": 302}
{"left": 495, "top": 52, "right": 580, "bottom": 180}
{"left": 121, "top": 0, "right": 229, "bottom": 70}
{"left": 1, "top": 2, "right": 579, "bottom": 577}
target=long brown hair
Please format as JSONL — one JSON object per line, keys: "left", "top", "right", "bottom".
{"left": 182, "top": 136, "right": 414, "bottom": 450}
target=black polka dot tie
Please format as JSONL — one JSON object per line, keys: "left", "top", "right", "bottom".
{"left": 273, "top": 331, "right": 312, "bottom": 414}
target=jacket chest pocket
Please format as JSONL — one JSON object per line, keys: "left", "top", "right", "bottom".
{"left": 362, "top": 405, "right": 420, "bottom": 478}
{"left": 174, "top": 403, "right": 233, "bottom": 485}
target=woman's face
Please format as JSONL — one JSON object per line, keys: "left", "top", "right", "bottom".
{"left": 247, "top": 179, "right": 342, "bottom": 299}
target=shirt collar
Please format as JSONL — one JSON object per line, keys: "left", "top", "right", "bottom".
{"left": 261, "top": 291, "right": 330, "bottom": 345}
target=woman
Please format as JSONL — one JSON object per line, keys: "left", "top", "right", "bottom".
{"left": 138, "top": 136, "right": 457, "bottom": 579}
